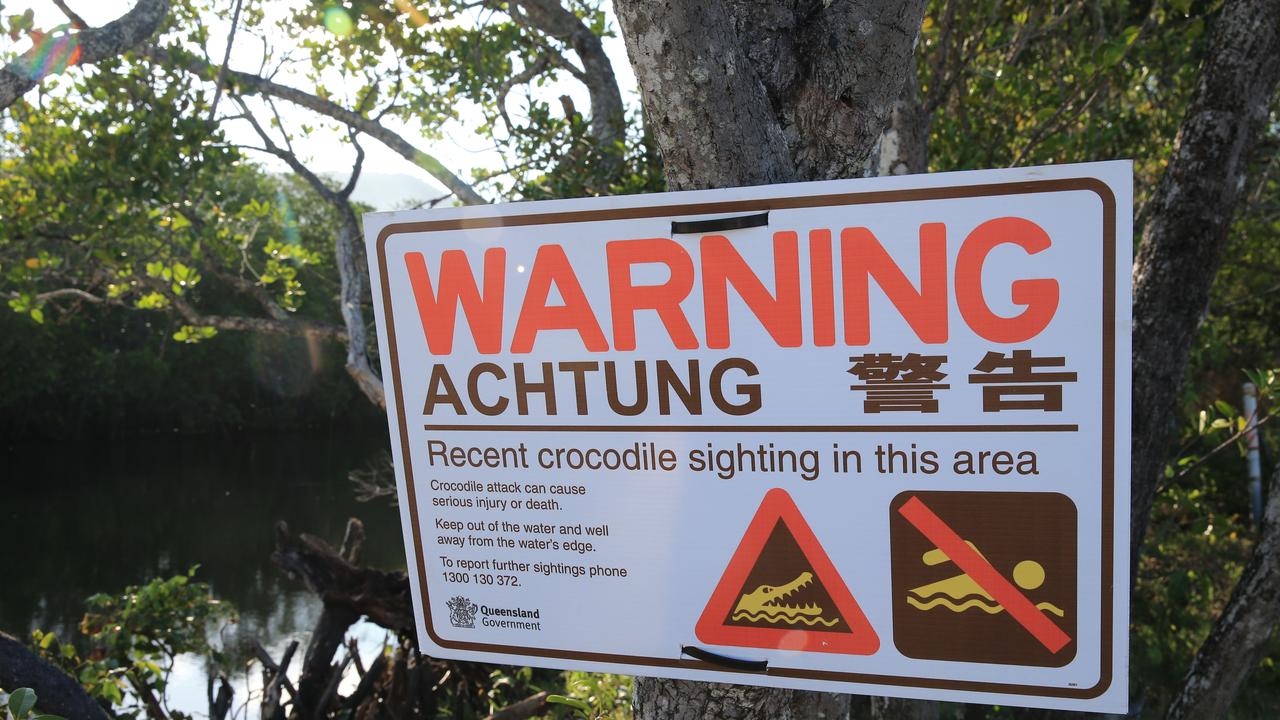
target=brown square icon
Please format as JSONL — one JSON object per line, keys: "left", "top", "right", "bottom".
{"left": 889, "top": 491, "right": 1077, "bottom": 667}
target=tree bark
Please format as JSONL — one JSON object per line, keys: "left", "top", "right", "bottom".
{"left": 632, "top": 681, "right": 805, "bottom": 720}
{"left": 615, "top": 0, "right": 928, "bottom": 190}
{"left": 1130, "top": 0, "right": 1280, "bottom": 574}
{"left": 614, "top": 2, "right": 926, "bottom": 717}
{"left": 0, "top": 0, "right": 170, "bottom": 110}
{"left": 877, "top": 67, "right": 930, "bottom": 176}
{"left": 1164, "top": 459, "right": 1280, "bottom": 719}
{"left": 864, "top": 61, "right": 940, "bottom": 720}
{"left": 333, "top": 204, "right": 387, "bottom": 408}
{"left": 869, "top": 696, "right": 939, "bottom": 720}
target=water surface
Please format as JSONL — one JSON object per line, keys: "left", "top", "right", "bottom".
{"left": 1, "top": 430, "right": 405, "bottom": 716}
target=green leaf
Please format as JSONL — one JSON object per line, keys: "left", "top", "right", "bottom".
{"left": 9, "top": 688, "right": 37, "bottom": 718}
{"left": 1101, "top": 43, "right": 1125, "bottom": 68}
{"left": 546, "top": 694, "right": 591, "bottom": 712}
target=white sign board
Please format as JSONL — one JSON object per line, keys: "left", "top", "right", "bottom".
{"left": 363, "top": 161, "right": 1131, "bottom": 713}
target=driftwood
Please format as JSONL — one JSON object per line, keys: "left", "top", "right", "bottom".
{"left": 269, "top": 518, "right": 557, "bottom": 720}
{"left": 0, "top": 631, "right": 110, "bottom": 720}
{"left": 257, "top": 639, "right": 299, "bottom": 720}
{"left": 207, "top": 673, "right": 233, "bottom": 720}
{"left": 271, "top": 519, "right": 413, "bottom": 636}
{"left": 483, "top": 690, "right": 550, "bottom": 720}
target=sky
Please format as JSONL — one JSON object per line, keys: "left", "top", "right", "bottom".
{"left": 5, "top": 0, "right": 640, "bottom": 208}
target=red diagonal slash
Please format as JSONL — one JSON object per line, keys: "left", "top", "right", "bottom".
{"left": 897, "top": 495, "right": 1071, "bottom": 653}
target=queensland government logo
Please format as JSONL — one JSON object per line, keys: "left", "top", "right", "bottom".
{"left": 447, "top": 596, "right": 479, "bottom": 628}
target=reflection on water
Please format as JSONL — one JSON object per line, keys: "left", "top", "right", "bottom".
{"left": 0, "top": 430, "right": 405, "bottom": 716}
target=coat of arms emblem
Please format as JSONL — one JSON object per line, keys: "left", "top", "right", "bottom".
{"left": 447, "top": 596, "right": 479, "bottom": 628}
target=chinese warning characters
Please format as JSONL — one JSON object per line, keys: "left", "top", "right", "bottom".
{"left": 849, "top": 350, "right": 1078, "bottom": 414}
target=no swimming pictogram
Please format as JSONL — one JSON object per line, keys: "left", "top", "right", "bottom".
{"left": 696, "top": 488, "right": 879, "bottom": 655}
{"left": 890, "top": 491, "right": 1077, "bottom": 666}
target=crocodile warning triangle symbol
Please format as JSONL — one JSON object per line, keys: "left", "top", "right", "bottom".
{"left": 696, "top": 488, "right": 879, "bottom": 654}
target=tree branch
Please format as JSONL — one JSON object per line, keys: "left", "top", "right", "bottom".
{"left": 32, "top": 287, "right": 105, "bottom": 304}
{"left": 145, "top": 45, "right": 486, "bottom": 205}
{"left": 507, "top": 0, "right": 625, "bottom": 180}
{"left": 484, "top": 691, "right": 550, "bottom": 720}
{"left": 0, "top": 0, "right": 171, "bottom": 110}
{"left": 206, "top": 0, "right": 246, "bottom": 123}
{"left": 232, "top": 96, "right": 386, "bottom": 408}
{"left": 52, "top": 0, "right": 89, "bottom": 30}
{"left": 1161, "top": 410, "right": 1279, "bottom": 491}
{"left": 271, "top": 520, "right": 413, "bottom": 636}
{"left": 166, "top": 290, "right": 348, "bottom": 342}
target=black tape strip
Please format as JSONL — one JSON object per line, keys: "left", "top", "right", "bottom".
{"left": 680, "top": 645, "right": 769, "bottom": 672}
{"left": 671, "top": 211, "right": 769, "bottom": 235}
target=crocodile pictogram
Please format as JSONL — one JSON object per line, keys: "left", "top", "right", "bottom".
{"left": 730, "top": 571, "right": 839, "bottom": 627}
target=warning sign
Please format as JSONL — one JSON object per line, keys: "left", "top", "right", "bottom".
{"left": 362, "top": 161, "right": 1132, "bottom": 713}
{"left": 890, "top": 491, "right": 1076, "bottom": 666}
{"left": 696, "top": 488, "right": 878, "bottom": 654}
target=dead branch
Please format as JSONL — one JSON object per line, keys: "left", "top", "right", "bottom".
{"left": 257, "top": 639, "right": 299, "bottom": 720}
{"left": 484, "top": 691, "right": 550, "bottom": 720}
{"left": 272, "top": 520, "right": 413, "bottom": 636}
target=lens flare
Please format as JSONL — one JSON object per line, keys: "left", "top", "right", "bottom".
{"left": 392, "top": 0, "right": 429, "bottom": 28}
{"left": 18, "top": 31, "right": 82, "bottom": 81}
{"left": 275, "top": 189, "right": 301, "bottom": 246}
{"left": 323, "top": 5, "right": 354, "bottom": 37}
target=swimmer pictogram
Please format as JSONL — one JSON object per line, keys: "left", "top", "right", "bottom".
{"left": 905, "top": 545, "right": 1065, "bottom": 618}
{"left": 890, "top": 491, "right": 1077, "bottom": 666}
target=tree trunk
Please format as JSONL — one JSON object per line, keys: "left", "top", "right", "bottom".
{"left": 615, "top": 0, "right": 928, "bottom": 190}
{"left": 0, "top": 632, "right": 111, "bottom": 720}
{"left": 866, "top": 61, "right": 939, "bottom": 720}
{"left": 614, "top": 1, "right": 926, "bottom": 717}
{"left": 1129, "top": 0, "right": 1280, "bottom": 574}
{"left": 1164, "top": 459, "right": 1280, "bottom": 719}
{"left": 869, "top": 696, "right": 939, "bottom": 720}
{"left": 877, "top": 64, "right": 930, "bottom": 176}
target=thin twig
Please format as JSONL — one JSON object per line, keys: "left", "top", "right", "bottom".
{"left": 208, "top": 0, "right": 248, "bottom": 123}
{"left": 1161, "top": 409, "right": 1279, "bottom": 491}
{"left": 52, "top": 0, "right": 89, "bottom": 30}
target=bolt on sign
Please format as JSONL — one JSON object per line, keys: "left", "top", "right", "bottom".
{"left": 363, "top": 161, "right": 1131, "bottom": 713}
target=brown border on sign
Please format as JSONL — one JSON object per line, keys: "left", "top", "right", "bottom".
{"left": 374, "top": 177, "right": 1118, "bottom": 700}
